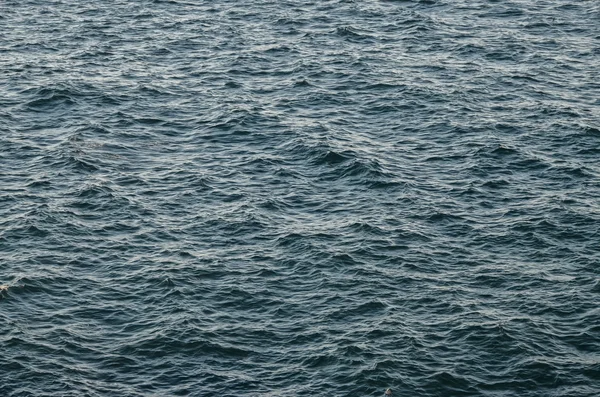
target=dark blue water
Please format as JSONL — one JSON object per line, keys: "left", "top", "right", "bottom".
{"left": 1, "top": 1, "right": 599, "bottom": 396}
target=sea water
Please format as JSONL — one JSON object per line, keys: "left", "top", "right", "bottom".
{"left": 1, "top": 1, "right": 599, "bottom": 396}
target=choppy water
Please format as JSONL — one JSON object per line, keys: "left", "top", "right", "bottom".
{"left": 1, "top": 1, "right": 599, "bottom": 396}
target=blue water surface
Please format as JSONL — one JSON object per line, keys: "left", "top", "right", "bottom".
{"left": 1, "top": 1, "right": 599, "bottom": 396}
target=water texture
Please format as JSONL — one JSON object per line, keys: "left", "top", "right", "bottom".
{"left": 1, "top": 1, "right": 599, "bottom": 396}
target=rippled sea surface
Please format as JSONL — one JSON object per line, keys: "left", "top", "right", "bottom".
{"left": 1, "top": 1, "right": 599, "bottom": 396}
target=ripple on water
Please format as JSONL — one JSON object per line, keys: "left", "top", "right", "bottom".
{"left": 1, "top": 0, "right": 600, "bottom": 396}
